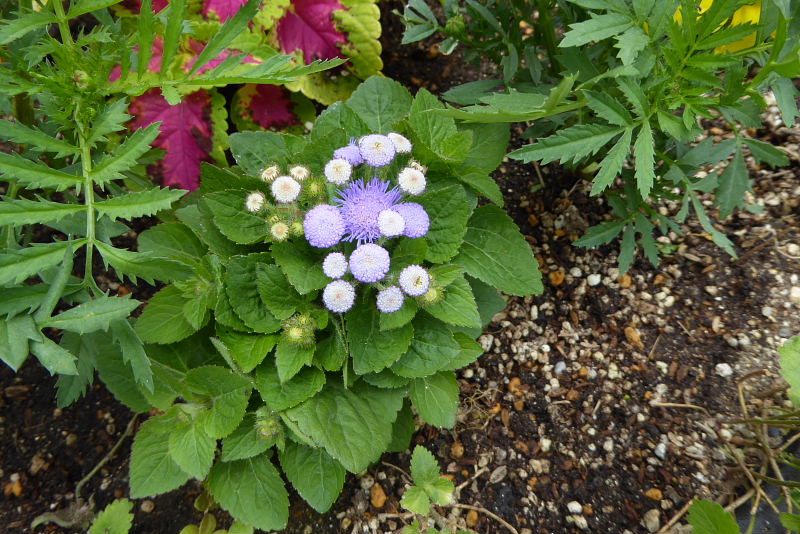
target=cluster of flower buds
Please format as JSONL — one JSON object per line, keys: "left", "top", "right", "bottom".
{"left": 281, "top": 313, "right": 316, "bottom": 346}
{"left": 301, "top": 132, "right": 434, "bottom": 315}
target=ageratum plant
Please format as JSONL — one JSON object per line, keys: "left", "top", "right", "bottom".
{"left": 122, "top": 76, "right": 542, "bottom": 529}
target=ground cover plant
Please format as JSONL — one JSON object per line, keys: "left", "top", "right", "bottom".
{"left": 121, "top": 75, "right": 542, "bottom": 530}
{"left": 401, "top": 0, "right": 800, "bottom": 272}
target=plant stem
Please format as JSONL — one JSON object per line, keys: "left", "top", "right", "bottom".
{"left": 536, "top": 0, "right": 560, "bottom": 77}
{"left": 51, "top": 0, "right": 74, "bottom": 47}
{"left": 78, "top": 133, "right": 100, "bottom": 295}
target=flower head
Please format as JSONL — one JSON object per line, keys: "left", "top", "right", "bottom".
{"left": 399, "top": 265, "right": 430, "bottom": 297}
{"left": 324, "top": 158, "right": 352, "bottom": 185}
{"left": 289, "top": 164, "right": 310, "bottom": 181}
{"left": 377, "top": 286, "right": 404, "bottom": 313}
{"left": 304, "top": 204, "right": 345, "bottom": 248}
{"left": 349, "top": 243, "right": 391, "bottom": 283}
{"left": 359, "top": 134, "right": 396, "bottom": 167}
{"left": 397, "top": 167, "right": 426, "bottom": 196}
{"left": 260, "top": 164, "right": 280, "bottom": 182}
{"left": 393, "top": 203, "right": 430, "bottom": 238}
{"left": 271, "top": 175, "right": 301, "bottom": 203}
{"left": 334, "top": 138, "right": 364, "bottom": 166}
{"left": 388, "top": 132, "right": 412, "bottom": 154}
{"left": 270, "top": 221, "right": 290, "bottom": 241}
{"left": 377, "top": 209, "right": 405, "bottom": 237}
{"left": 323, "top": 280, "right": 356, "bottom": 313}
{"left": 245, "top": 191, "right": 266, "bottom": 213}
{"left": 335, "top": 178, "right": 403, "bottom": 243}
{"left": 322, "top": 252, "right": 348, "bottom": 279}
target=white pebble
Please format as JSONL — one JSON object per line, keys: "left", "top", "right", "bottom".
{"left": 570, "top": 267, "right": 582, "bottom": 278}
{"left": 654, "top": 443, "right": 667, "bottom": 459}
{"left": 567, "top": 501, "right": 583, "bottom": 514}
{"left": 715, "top": 363, "right": 733, "bottom": 378}
{"left": 790, "top": 286, "right": 800, "bottom": 305}
{"left": 554, "top": 361, "right": 567, "bottom": 375}
{"left": 587, "top": 274, "right": 602, "bottom": 286}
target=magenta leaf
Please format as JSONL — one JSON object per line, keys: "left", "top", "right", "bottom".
{"left": 129, "top": 89, "right": 213, "bottom": 190}
{"left": 235, "top": 84, "right": 300, "bottom": 130}
{"left": 202, "top": 0, "right": 249, "bottom": 21}
{"left": 277, "top": 0, "right": 347, "bottom": 64}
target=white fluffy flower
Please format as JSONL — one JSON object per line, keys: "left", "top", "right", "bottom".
{"left": 245, "top": 191, "right": 266, "bottom": 213}
{"left": 398, "top": 167, "right": 426, "bottom": 196}
{"left": 388, "top": 132, "right": 412, "bottom": 153}
{"left": 289, "top": 165, "right": 310, "bottom": 181}
{"left": 322, "top": 252, "right": 348, "bottom": 279}
{"left": 270, "top": 222, "right": 290, "bottom": 241}
{"left": 323, "top": 280, "right": 356, "bottom": 313}
{"left": 376, "top": 286, "right": 404, "bottom": 314}
{"left": 377, "top": 209, "right": 405, "bottom": 237}
{"left": 324, "top": 158, "right": 352, "bottom": 185}
{"left": 399, "top": 265, "right": 430, "bottom": 297}
{"left": 260, "top": 165, "right": 280, "bottom": 182}
{"left": 271, "top": 175, "right": 301, "bottom": 203}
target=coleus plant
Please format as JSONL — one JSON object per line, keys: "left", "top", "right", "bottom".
{"left": 118, "top": 0, "right": 382, "bottom": 190}
{"left": 122, "top": 76, "right": 542, "bottom": 529}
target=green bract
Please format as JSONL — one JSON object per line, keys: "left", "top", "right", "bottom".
{"left": 126, "top": 76, "right": 542, "bottom": 529}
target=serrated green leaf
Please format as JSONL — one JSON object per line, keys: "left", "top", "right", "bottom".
{"left": 0, "top": 240, "right": 83, "bottom": 286}
{"left": 274, "top": 338, "right": 315, "bottom": 383}
{"left": 618, "top": 224, "right": 636, "bottom": 274}
{"left": 279, "top": 442, "right": 345, "bottom": 513}
{"left": 207, "top": 456, "right": 289, "bottom": 532}
{"left": 256, "top": 360, "right": 325, "bottom": 411}
{"left": 314, "top": 327, "right": 347, "bottom": 371}
{"left": 190, "top": 0, "right": 260, "bottom": 75}
{"left": 379, "top": 298, "right": 418, "bottom": 331}
{"left": 87, "top": 100, "right": 131, "bottom": 147}
{"left": 584, "top": 90, "right": 633, "bottom": 126}
{"left": 744, "top": 138, "right": 788, "bottom": 167}
{"left": 0, "top": 196, "right": 85, "bottom": 227}
{"left": 204, "top": 190, "right": 273, "bottom": 245}
{"left": 135, "top": 285, "right": 198, "bottom": 344}
{"left": 96, "top": 241, "right": 193, "bottom": 284}
{"left": 90, "top": 125, "right": 160, "bottom": 185}
{"left": 168, "top": 418, "right": 216, "bottom": 480}
{"left": 0, "top": 152, "right": 82, "bottom": 190}
{"left": 410, "top": 371, "right": 459, "bottom": 428}
{"left": 271, "top": 241, "right": 328, "bottom": 294}
{"left": 137, "top": 0, "right": 155, "bottom": 78}
{"left": 425, "top": 275, "right": 481, "bottom": 328}
{"left": 590, "top": 128, "right": 632, "bottom": 195}
{"left": 130, "top": 415, "right": 192, "bottom": 498}
{"left": 634, "top": 121, "right": 656, "bottom": 198}
{"left": 94, "top": 187, "right": 185, "bottom": 220}
{"left": 229, "top": 131, "right": 302, "bottom": 175}
{"left": 41, "top": 296, "right": 140, "bottom": 335}
{"left": 0, "top": 284, "right": 50, "bottom": 318}
{"left": 138, "top": 223, "right": 206, "bottom": 266}
{"left": 95, "top": 330, "right": 151, "bottom": 412}
{"left": 454, "top": 205, "right": 542, "bottom": 296}
{"left": 561, "top": 12, "right": 633, "bottom": 47}
{"left": 392, "top": 316, "right": 461, "bottom": 378}
{"left": 0, "top": 10, "right": 57, "bottom": 45}
{"left": 409, "top": 89, "right": 471, "bottom": 164}
{"left": 256, "top": 264, "right": 304, "bottom": 320}
{"left": 161, "top": 0, "right": 187, "bottom": 75}
{"left": 772, "top": 77, "right": 798, "bottom": 127}
{"left": 469, "top": 276, "right": 506, "bottom": 328}
{"left": 779, "top": 337, "right": 800, "bottom": 407}
{"left": 0, "top": 119, "right": 77, "bottom": 157}
{"left": 363, "top": 368, "right": 412, "bottom": 389}
{"left": 346, "top": 76, "right": 413, "bottom": 133}
{"left": 217, "top": 328, "right": 277, "bottom": 373}
{"left": 222, "top": 413, "right": 271, "bottom": 462}
{"left": 186, "top": 366, "right": 251, "bottom": 438}
{"left": 417, "top": 184, "right": 470, "bottom": 263}
{"left": 333, "top": 0, "right": 383, "bottom": 78}
{"left": 0, "top": 315, "right": 40, "bottom": 371}
{"left": 226, "top": 254, "right": 282, "bottom": 333}
{"left": 687, "top": 499, "right": 740, "bottom": 534}
{"left": 347, "top": 296, "right": 414, "bottom": 375}
{"left": 443, "top": 332, "right": 483, "bottom": 370}
{"left": 614, "top": 26, "right": 649, "bottom": 65}
{"left": 401, "top": 486, "right": 430, "bottom": 515}
{"left": 509, "top": 124, "right": 623, "bottom": 165}
{"left": 89, "top": 499, "right": 134, "bottom": 534}
{"left": 715, "top": 146, "right": 748, "bottom": 219}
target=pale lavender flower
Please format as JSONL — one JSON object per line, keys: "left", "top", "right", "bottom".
{"left": 376, "top": 286, "right": 404, "bottom": 313}
{"left": 359, "top": 134, "right": 395, "bottom": 167}
{"left": 335, "top": 178, "right": 402, "bottom": 243}
{"left": 322, "top": 252, "right": 348, "bottom": 279}
{"left": 399, "top": 265, "right": 430, "bottom": 296}
{"left": 333, "top": 138, "right": 364, "bottom": 166}
{"left": 349, "top": 243, "right": 390, "bottom": 283}
{"left": 397, "top": 167, "right": 426, "bottom": 196}
{"left": 377, "top": 209, "right": 405, "bottom": 237}
{"left": 323, "top": 280, "right": 356, "bottom": 313}
{"left": 388, "top": 132, "right": 412, "bottom": 154}
{"left": 393, "top": 203, "right": 429, "bottom": 238}
{"left": 304, "top": 204, "right": 345, "bottom": 248}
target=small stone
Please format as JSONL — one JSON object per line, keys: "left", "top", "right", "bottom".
{"left": 489, "top": 465, "right": 508, "bottom": 484}
{"left": 654, "top": 443, "right": 667, "bottom": 460}
{"left": 618, "top": 273, "right": 632, "bottom": 288}
{"left": 608, "top": 363, "right": 620, "bottom": 380}
{"left": 360, "top": 474, "right": 375, "bottom": 491}
{"left": 508, "top": 377, "right": 522, "bottom": 394}
{"left": 573, "top": 515, "right": 589, "bottom": 530}
{"left": 570, "top": 267, "right": 583, "bottom": 278}
{"left": 787, "top": 243, "right": 800, "bottom": 256}
{"left": 625, "top": 326, "right": 644, "bottom": 350}
{"left": 549, "top": 271, "right": 565, "bottom": 287}
{"left": 642, "top": 509, "right": 660, "bottom": 532}
{"left": 540, "top": 438, "right": 552, "bottom": 452}
{"left": 140, "top": 500, "right": 155, "bottom": 513}
{"left": 65, "top": 434, "right": 78, "bottom": 447}
{"left": 790, "top": 286, "right": 800, "bottom": 305}
{"left": 602, "top": 438, "right": 613, "bottom": 452}
{"left": 29, "top": 454, "right": 47, "bottom": 475}
{"left": 715, "top": 363, "right": 733, "bottom": 378}
{"left": 554, "top": 361, "right": 567, "bottom": 375}
{"left": 567, "top": 501, "right": 583, "bottom": 514}
{"left": 704, "top": 286, "right": 718, "bottom": 296}
{"left": 451, "top": 442, "right": 464, "bottom": 459}
{"left": 587, "top": 274, "right": 602, "bottom": 287}
{"left": 645, "top": 488, "right": 663, "bottom": 501}
{"left": 466, "top": 509, "right": 479, "bottom": 527}
{"left": 370, "top": 483, "right": 387, "bottom": 509}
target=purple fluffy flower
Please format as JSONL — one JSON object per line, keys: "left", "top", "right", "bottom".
{"left": 376, "top": 286, "right": 404, "bottom": 313}
{"left": 333, "top": 138, "right": 364, "bottom": 166}
{"left": 349, "top": 243, "right": 390, "bottom": 283}
{"left": 393, "top": 203, "right": 430, "bottom": 238}
{"left": 399, "top": 265, "right": 430, "bottom": 297}
{"left": 335, "top": 178, "right": 402, "bottom": 243}
{"left": 323, "top": 280, "right": 356, "bottom": 313}
{"left": 304, "top": 204, "right": 345, "bottom": 248}
{"left": 359, "top": 134, "right": 396, "bottom": 167}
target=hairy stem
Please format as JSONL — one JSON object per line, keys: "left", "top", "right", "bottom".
{"left": 78, "top": 133, "right": 100, "bottom": 295}
{"left": 51, "top": 0, "right": 74, "bottom": 47}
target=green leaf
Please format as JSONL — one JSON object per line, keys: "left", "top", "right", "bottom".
{"left": 87, "top": 99, "right": 131, "bottom": 147}
{"left": 363, "top": 368, "right": 412, "bottom": 389}
{"left": 186, "top": 366, "right": 251, "bottom": 438}
{"left": 89, "top": 499, "right": 134, "bottom": 534}
{"left": 256, "top": 264, "right": 304, "bottom": 320}
{"left": 459, "top": 122, "right": 510, "bottom": 175}
{"left": 168, "top": 418, "right": 216, "bottom": 480}
{"left": 90, "top": 125, "right": 160, "bottom": 185}
{"left": 137, "top": 0, "right": 156, "bottom": 78}
{"left": 391, "top": 316, "right": 461, "bottom": 378}
{"left": 96, "top": 241, "right": 193, "bottom": 284}
{"left": 0, "top": 196, "right": 85, "bottom": 227}
{"left": 425, "top": 275, "right": 481, "bottom": 328}
{"left": 217, "top": 328, "right": 277, "bottom": 373}
{"left": 772, "top": 77, "right": 798, "bottom": 127}
{"left": 41, "top": 296, "right": 140, "bottom": 335}
{"left": 190, "top": 0, "right": 260, "bottom": 75}
{"left": 135, "top": 285, "right": 198, "bottom": 344}
{"left": 314, "top": 327, "right": 347, "bottom": 371}
{"left": 410, "top": 371, "right": 459, "bottom": 428}
{"left": 614, "top": 26, "right": 649, "bottom": 65}
{"left": 779, "top": 337, "right": 800, "bottom": 407}
{"left": 386, "top": 400, "right": 415, "bottom": 452}
{"left": 409, "top": 89, "right": 472, "bottom": 164}
{"left": 226, "top": 254, "right": 282, "bottom": 333}
{"left": 401, "top": 486, "right": 430, "bottom": 516}
{"left": 345, "top": 76, "right": 413, "bottom": 133}
{"left": 94, "top": 334, "right": 151, "bottom": 413}
{"left": 715, "top": 146, "right": 749, "bottom": 219}
{"left": 161, "top": 0, "right": 187, "bottom": 75}
{"left": 0, "top": 11, "right": 57, "bottom": 45}
{"left": 67, "top": 0, "right": 124, "bottom": 16}
{"left": 0, "top": 284, "right": 50, "bottom": 318}
{"left": 138, "top": 223, "right": 206, "bottom": 265}
{"left": 509, "top": 124, "right": 624, "bottom": 165}
{"left": 29, "top": 335, "right": 78, "bottom": 375}
{"left": 271, "top": 241, "right": 328, "bottom": 294}
{"left": 780, "top": 513, "right": 800, "bottom": 532}
{"left": 560, "top": 13, "right": 633, "bottom": 47}
{"left": 743, "top": 138, "right": 788, "bottom": 167}
{"left": 346, "top": 297, "right": 414, "bottom": 375}
{"left": 454, "top": 205, "right": 542, "bottom": 296}
{"left": 207, "top": 456, "right": 289, "bottom": 532}
{"left": 283, "top": 381, "right": 404, "bottom": 473}
{"left": 222, "top": 413, "right": 271, "bottom": 462}
{"left": 379, "top": 298, "right": 418, "bottom": 331}
{"left": 256, "top": 360, "right": 325, "bottom": 411}
{"left": 203, "top": 191, "right": 271, "bottom": 245}
{"left": 417, "top": 185, "right": 470, "bottom": 263}
{"left": 94, "top": 187, "right": 185, "bottom": 220}
{"left": 0, "top": 240, "right": 81, "bottom": 287}
{"left": 279, "top": 442, "right": 346, "bottom": 513}
{"left": 575, "top": 220, "right": 626, "bottom": 247}
{"left": 0, "top": 119, "right": 77, "bottom": 157}
{"left": 618, "top": 224, "right": 636, "bottom": 274}
{"left": 333, "top": 0, "right": 383, "bottom": 78}
{"left": 584, "top": 90, "right": 633, "bottom": 126}
{"left": 130, "top": 415, "right": 192, "bottom": 498}
{"left": 633, "top": 121, "right": 656, "bottom": 198}
{"left": 686, "top": 499, "right": 740, "bottom": 534}
{"left": 444, "top": 332, "right": 484, "bottom": 370}
{"left": 456, "top": 170, "right": 504, "bottom": 205}
{"left": 469, "top": 277, "right": 506, "bottom": 327}
{"left": 274, "top": 338, "right": 315, "bottom": 383}
{"left": 590, "top": 128, "right": 632, "bottom": 195}
{"left": 229, "top": 131, "right": 303, "bottom": 175}
{"left": 0, "top": 315, "right": 39, "bottom": 371}
{"left": 0, "top": 152, "right": 82, "bottom": 190}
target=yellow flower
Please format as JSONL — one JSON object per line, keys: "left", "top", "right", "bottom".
{"left": 674, "top": 0, "right": 761, "bottom": 53}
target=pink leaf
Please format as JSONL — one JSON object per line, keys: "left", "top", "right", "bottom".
{"left": 237, "top": 84, "right": 300, "bottom": 129}
{"left": 109, "top": 37, "right": 163, "bottom": 82}
{"left": 277, "top": 0, "right": 347, "bottom": 64}
{"left": 129, "top": 89, "right": 213, "bottom": 190}
{"left": 202, "top": 0, "right": 249, "bottom": 21}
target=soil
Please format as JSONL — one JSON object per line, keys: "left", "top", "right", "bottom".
{"left": 2, "top": 1, "right": 799, "bottom": 534}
